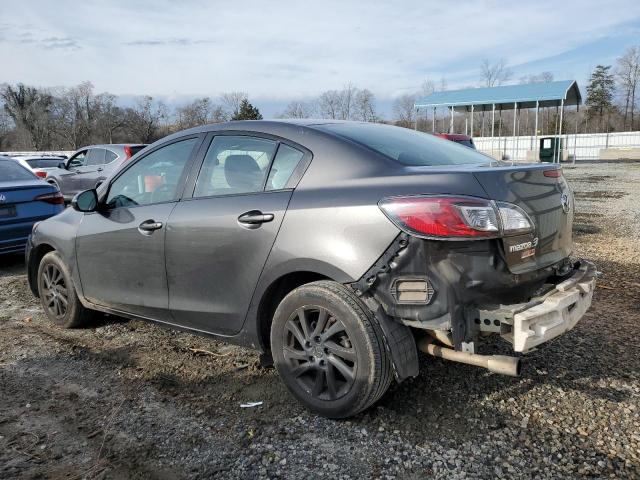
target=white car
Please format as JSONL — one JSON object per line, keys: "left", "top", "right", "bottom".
{"left": 11, "top": 155, "right": 67, "bottom": 179}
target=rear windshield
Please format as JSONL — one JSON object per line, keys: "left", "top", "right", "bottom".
{"left": 315, "top": 123, "right": 490, "bottom": 166}
{"left": 26, "top": 158, "right": 64, "bottom": 168}
{"left": 0, "top": 161, "right": 36, "bottom": 181}
{"left": 454, "top": 139, "right": 475, "bottom": 149}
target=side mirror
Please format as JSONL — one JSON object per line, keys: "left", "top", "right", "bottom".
{"left": 58, "top": 161, "right": 66, "bottom": 169}
{"left": 71, "top": 189, "right": 98, "bottom": 213}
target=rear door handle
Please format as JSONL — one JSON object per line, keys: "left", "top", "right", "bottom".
{"left": 238, "top": 210, "right": 275, "bottom": 226}
{"left": 138, "top": 220, "right": 163, "bottom": 234}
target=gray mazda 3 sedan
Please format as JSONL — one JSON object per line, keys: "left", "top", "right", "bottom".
{"left": 25, "top": 120, "right": 596, "bottom": 418}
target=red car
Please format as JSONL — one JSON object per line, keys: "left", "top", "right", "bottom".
{"left": 434, "top": 133, "right": 476, "bottom": 149}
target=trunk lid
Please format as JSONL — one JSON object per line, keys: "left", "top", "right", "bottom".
{"left": 471, "top": 164, "right": 573, "bottom": 274}
{"left": 0, "top": 180, "right": 57, "bottom": 205}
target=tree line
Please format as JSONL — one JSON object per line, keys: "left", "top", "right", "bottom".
{"left": 1, "top": 45, "right": 639, "bottom": 151}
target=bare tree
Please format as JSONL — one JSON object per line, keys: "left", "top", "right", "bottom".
{"left": 318, "top": 89, "right": 343, "bottom": 119}
{"left": 220, "top": 91, "right": 248, "bottom": 120}
{"left": 210, "top": 105, "right": 228, "bottom": 123}
{"left": 353, "top": 89, "right": 377, "bottom": 122}
{"left": 126, "top": 96, "right": 168, "bottom": 143}
{"left": 279, "top": 100, "right": 316, "bottom": 119}
{"left": 95, "top": 93, "right": 125, "bottom": 143}
{"left": 0, "top": 106, "right": 13, "bottom": 150}
{"left": 317, "top": 84, "right": 377, "bottom": 121}
{"left": 51, "top": 81, "right": 98, "bottom": 149}
{"left": 339, "top": 83, "right": 357, "bottom": 120}
{"left": 1, "top": 83, "right": 54, "bottom": 149}
{"left": 615, "top": 46, "right": 640, "bottom": 130}
{"left": 176, "top": 97, "right": 216, "bottom": 130}
{"left": 392, "top": 93, "right": 417, "bottom": 128}
{"left": 520, "top": 71, "right": 554, "bottom": 84}
{"left": 422, "top": 78, "right": 436, "bottom": 96}
{"left": 480, "top": 58, "right": 512, "bottom": 87}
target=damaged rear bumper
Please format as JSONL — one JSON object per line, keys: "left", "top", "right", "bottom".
{"left": 483, "top": 261, "right": 597, "bottom": 352}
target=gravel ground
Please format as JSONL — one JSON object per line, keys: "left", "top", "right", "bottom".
{"left": 1, "top": 161, "right": 639, "bottom": 479}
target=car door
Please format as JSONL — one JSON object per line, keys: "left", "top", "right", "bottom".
{"left": 58, "top": 149, "right": 88, "bottom": 195}
{"left": 75, "top": 136, "right": 203, "bottom": 320}
{"left": 75, "top": 148, "right": 106, "bottom": 191}
{"left": 165, "top": 133, "right": 310, "bottom": 335}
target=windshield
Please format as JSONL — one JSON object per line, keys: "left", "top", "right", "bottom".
{"left": 315, "top": 123, "right": 490, "bottom": 166}
{"left": 0, "top": 161, "right": 36, "bottom": 181}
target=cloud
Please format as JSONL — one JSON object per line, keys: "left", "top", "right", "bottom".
{"left": 41, "top": 36, "right": 80, "bottom": 50}
{"left": 125, "top": 37, "right": 215, "bottom": 47}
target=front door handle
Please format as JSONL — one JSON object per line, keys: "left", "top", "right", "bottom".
{"left": 238, "top": 210, "right": 274, "bottom": 227}
{"left": 138, "top": 219, "right": 163, "bottom": 234}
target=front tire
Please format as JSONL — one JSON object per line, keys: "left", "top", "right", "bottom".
{"left": 37, "top": 251, "right": 91, "bottom": 328}
{"left": 271, "top": 281, "right": 392, "bottom": 418}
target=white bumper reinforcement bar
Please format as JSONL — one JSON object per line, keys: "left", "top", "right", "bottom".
{"left": 499, "top": 261, "right": 597, "bottom": 352}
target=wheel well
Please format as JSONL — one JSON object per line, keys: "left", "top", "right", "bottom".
{"left": 258, "top": 271, "right": 331, "bottom": 351}
{"left": 28, "top": 243, "right": 55, "bottom": 296}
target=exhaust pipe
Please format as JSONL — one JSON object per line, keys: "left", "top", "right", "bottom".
{"left": 417, "top": 337, "right": 521, "bottom": 377}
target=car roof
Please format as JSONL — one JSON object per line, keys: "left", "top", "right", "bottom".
{"left": 10, "top": 155, "right": 65, "bottom": 160}
{"left": 88, "top": 143, "right": 146, "bottom": 148}
{"left": 152, "top": 119, "right": 393, "bottom": 142}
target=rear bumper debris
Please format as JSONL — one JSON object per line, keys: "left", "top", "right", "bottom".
{"left": 492, "top": 261, "right": 597, "bottom": 352}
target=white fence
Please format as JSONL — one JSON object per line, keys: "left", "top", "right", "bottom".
{"left": 1, "top": 151, "right": 74, "bottom": 158}
{"left": 474, "top": 131, "right": 640, "bottom": 161}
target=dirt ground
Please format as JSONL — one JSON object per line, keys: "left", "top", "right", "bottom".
{"left": 1, "top": 162, "right": 640, "bottom": 479}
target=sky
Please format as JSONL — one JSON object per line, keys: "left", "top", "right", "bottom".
{"left": 2, "top": 0, "right": 640, "bottom": 117}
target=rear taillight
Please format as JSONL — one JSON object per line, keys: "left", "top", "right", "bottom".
{"left": 379, "top": 195, "right": 533, "bottom": 240}
{"left": 34, "top": 191, "right": 64, "bottom": 205}
{"left": 34, "top": 171, "right": 47, "bottom": 178}
{"left": 543, "top": 169, "right": 562, "bottom": 178}
{"left": 124, "top": 145, "right": 133, "bottom": 159}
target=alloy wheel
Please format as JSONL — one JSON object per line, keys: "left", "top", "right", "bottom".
{"left": 282, "top": 306, "right": 357, "bottom": 401}
{"left": 41, "top": 263, "right": 68, "bottom": 319}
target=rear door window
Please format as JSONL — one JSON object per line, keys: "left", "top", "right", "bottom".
{"left": 86, "top": 148, "right": 107, "bottom": 166}
{"left": 194, "top": 136, "right": 277, "bottom": 197}
{"left": 104, "top": 150, "right": 118, "bottom": 163}
{"left": 266, "top": 144, "right": 305, "bottom": 190}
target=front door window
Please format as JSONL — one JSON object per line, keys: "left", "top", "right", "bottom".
{"left": 106, "top": 138, "right": 199, "bottom": 208}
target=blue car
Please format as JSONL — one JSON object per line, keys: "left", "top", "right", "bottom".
{"left": 0, "top": 156, "right": 64, "bottom": 255}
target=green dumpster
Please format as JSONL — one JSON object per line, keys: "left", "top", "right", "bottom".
{"left": 539, "top": 137, "right": 563, "bottom": 163}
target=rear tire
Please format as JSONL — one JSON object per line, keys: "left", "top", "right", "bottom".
{"left": 271, "top": 280, "right": 392, "bottom": 418}
{"left": 37, "top": 251, "right": 91, "bottom": 328}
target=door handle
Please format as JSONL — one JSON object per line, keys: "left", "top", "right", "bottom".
{"left": 138, "top": 219, "right": 163, "bottom": 234}
{"left": 238, "top": 210, "right": 274, "bottom": 226}
{"left": 97, "top": 167, "right": 104, "bottom": 172}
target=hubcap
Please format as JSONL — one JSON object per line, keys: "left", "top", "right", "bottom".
{"left": 41, "top": 264, "right": 68, "bottom": 319}
{"left": 282, "top": 306, "right": 356, "bottom": 401}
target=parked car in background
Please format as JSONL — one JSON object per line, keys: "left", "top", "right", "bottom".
{"left": 0, "top": 156, "right": 64, "bottom": 255}
{"left": 434, "top": 133, "right": 476, "bottom": 149}
{"left": 11, "top": 155, "right": 68, "bottom": 179}
{"left": 45, "top": 144, "right": 147, "bottom": 201}
{"left": 26, "top": 121, "right": 595, "bottom": 418}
